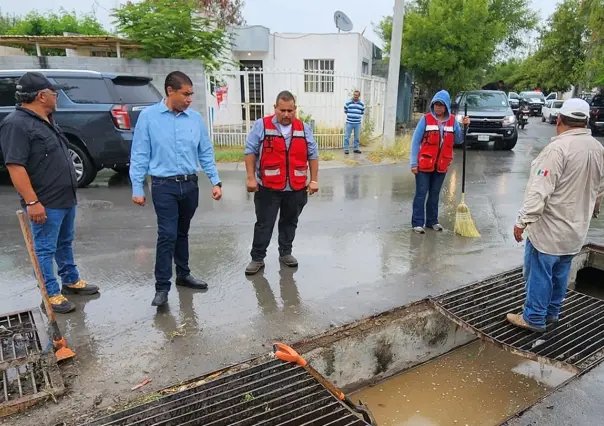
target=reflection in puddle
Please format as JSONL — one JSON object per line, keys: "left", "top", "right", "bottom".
{"left": 351, "top": 340, "right": 574, "bottom": 426}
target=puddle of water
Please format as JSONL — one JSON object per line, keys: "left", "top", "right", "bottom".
{"left": 351, "top": 340, "right": 574, "bottom": 426}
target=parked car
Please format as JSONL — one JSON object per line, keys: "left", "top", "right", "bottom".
{"left": 519, "top": 91, "right": 546, "bottom": 116}
{"left": 590, "top": 94, "right": 604, "bottom": 136}
{"left": 542, "top": 99, "right": 565, "bottom": 124}
{"left": 508, "top": 92, "right": 520, "bottom": 115}
{"left": 452, "top": 90, "right": 518, "bottom": 150}
{"left": 0, "top": 69, "right": 163, "bottom": 187}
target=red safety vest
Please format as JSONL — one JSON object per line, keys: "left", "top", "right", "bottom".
{"left": 417, "top": 113, "right": 456, "bottom": 173}
{"left": 259, "top": 115, "right": 309, "bottom": 191}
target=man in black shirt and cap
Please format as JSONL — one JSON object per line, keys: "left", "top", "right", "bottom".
{"left": 0, "top": 72, "right": 99, "bottom": 314}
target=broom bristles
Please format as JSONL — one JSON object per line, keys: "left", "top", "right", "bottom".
{"left": 454, "top": 195, "right": 480, "bottom": 238}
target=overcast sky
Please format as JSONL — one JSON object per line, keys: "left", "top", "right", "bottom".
{"left": 2, "top": 0, "right": 561, "bottom": 47}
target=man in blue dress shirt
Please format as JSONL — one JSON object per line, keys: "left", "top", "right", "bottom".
{"left": 130, "top": 71, "right": 222, "bottom": 307}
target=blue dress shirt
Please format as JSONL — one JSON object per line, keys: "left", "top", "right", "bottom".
{"left": 244, "top": 115, "right": 319, "bottom": 191}
{"left": 129, "top": 101, "right": 221, "bottom": 197}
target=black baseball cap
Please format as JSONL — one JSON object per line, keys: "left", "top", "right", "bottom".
{"left": 16, "top": 72, "right": 67, "bottom": 93}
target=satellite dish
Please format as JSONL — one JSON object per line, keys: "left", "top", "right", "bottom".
{"left": 334, "top": 11, "right": 353, "bottom": 32}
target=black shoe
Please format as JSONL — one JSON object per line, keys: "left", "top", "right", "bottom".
{"left": 344, "top": 150, "right": 349, "bottom": 155}
{"left": 175, "top": 275, "right": 208, "bottom": 290}
{"left": 353, "top": 149, "right": 362, "bottom": 154}
{"left": 152, "top": 291, "right": 168, "bottom": 307}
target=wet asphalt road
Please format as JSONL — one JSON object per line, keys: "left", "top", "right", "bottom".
{"left": 1, "top": 118, "right": 604, "bottom": 425}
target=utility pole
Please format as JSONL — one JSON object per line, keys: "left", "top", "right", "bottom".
{"left": 383, "top": 0, "right": 405, "bottom": 147}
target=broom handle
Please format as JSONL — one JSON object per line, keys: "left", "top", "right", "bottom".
{"left": 16, "top": 210, "right": 63, "bottom": 342}
{"left": 462, "top": 103, "right": 468, "bottom": 194}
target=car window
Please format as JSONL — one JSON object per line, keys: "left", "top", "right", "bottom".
{"left": 521, "top": 92, "right": 545, "bottom": 100}
{"left": 0, "top": 77, "right": 18, "bottom": 107}
{"left": 592, "top": 96, "right": 604, "bottom": 107}
{"left": 462, "top": 92, "right": 509, "bottom": 108}
{"left": 110, "top": 78, "right": 162, "bottom": 104}
{"left": 553, "top": 101, "right": 564, "bottom": 108}
{"left": 53, "top": 77, "right": 113, "bottom": 104}
{"left": 509, "top": 93, "right": 520, "bottom": 99}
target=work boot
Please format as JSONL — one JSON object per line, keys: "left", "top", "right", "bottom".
{"left": 62, "top": 279, "right": 100, "bottom": 295}
{"left": 413, "top": 226, "right": 425, "bottom": 234}
{"left": 41, "top": 295, "right": 76, "bottom": 314}
{"left": 151, "top": 291, "right": 168, "bottom": 307}
{"left": 430, "top": 224, "right": 444, "bottom": 231}
{"left": 506, "top": 313, "right": 546, "bottom": 333}
{"left": 245, "top": 260, "right": 265, "bottom": 276}
{"left": 546, "top": 316, "right": 559, "bottom": 325}
{"left": 280, "top": 254, "right": 298, "bottom": 267}
{"left": 176, "top": 275, "right": 208, "bottom": 290}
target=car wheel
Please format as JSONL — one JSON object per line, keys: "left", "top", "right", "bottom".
{"left": 541, "top": 114, "right": 546, "bottom": 122}
{"left": 68, "top": 142, "right": 97, "bottom": 188}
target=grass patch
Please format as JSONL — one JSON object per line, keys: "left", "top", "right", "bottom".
{"left": 213, "top": 147, "right": 335, "bottom": 163}
{"left": 214, "top": 148, "right": 244, "bottom": 163}
{"left": 319, "top": 151, "right": 335, "bottom": 161}
{"left": 367, "top": 135, "right": 412, "bottom": 164}
{"left": 343, "top": 159, "right": 361, "bottom": 166}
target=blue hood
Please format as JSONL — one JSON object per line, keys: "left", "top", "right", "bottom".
{"left": 429, "top": 90, "right": 452, "bottom": 120}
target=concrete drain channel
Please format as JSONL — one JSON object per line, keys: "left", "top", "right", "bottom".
{"left": 431, "top": 244, "right": 604, "bottom": 374}
{"left": 6, "top": 244, "right": 604, "bottom": 425}
{"left": 0, "top": 308, "right": 64, "bottom": 417}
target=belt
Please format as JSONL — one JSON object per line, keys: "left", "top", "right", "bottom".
{"left": 152, "top": 174, "right": 198, "bottom": 182}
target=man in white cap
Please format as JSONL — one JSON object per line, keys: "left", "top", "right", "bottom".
{"left": 507, "top": 98, "right": 604, "bottom": 332}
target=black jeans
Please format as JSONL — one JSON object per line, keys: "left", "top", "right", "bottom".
{"left": 251, "top": 185, "right": 308, "bottom": 261}
{"left": 151, "top": 176, "right": 199, "bottom": 292}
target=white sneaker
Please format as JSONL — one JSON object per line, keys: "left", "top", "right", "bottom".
{"left": 413, "top": 226, "right": 425, "bottom": 234}
{"left": 431, "top": 224, "right": 444, "bottom": 231}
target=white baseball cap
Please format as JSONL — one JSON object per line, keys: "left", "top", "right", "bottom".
{"left": 559, "top": 98, "right": 590, "bottom": 120}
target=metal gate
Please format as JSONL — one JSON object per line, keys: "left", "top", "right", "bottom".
{"left": 206, "top": 68, "right": 386, "bottom": 149}
{"left": 82, "top": 358, "right": 371, "bottom": 426}
{"left": 431, "top": 248, "right": 604, "bottom": 374}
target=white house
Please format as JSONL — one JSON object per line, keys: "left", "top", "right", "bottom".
{"left": 207, "top": 26, "right": 387, "bottom": 148}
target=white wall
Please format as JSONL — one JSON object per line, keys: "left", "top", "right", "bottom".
{"left": 0, "top": 46, "right": 27, "bottom": 56}
{"left": 207, "top": 32, "right": 375, "bottom": 130}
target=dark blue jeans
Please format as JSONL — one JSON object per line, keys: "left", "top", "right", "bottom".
{"left": 151, "top": 177, "right": 199, "bottom": 292}
{"left": 412, "top": 171, "right": 447, "bottom": 228}
{"left": 29, "top": 206, "right": 80, "bottom": 297}
{"left": 523, "top": 239, "right": 574, "bottom": 328}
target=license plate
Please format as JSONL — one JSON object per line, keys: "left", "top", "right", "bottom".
{"left": 477, "top": 135, "right": 490, "bottom": 142}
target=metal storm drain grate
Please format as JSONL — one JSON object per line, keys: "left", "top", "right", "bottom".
{"left": 0, "top": 308, "right": 65, "bottom": 417}
{"left": 431, "top": 267, "right": 604, "bottom": 374}
{"left": 83, "top": 358, "right": 371, "bottom": 426}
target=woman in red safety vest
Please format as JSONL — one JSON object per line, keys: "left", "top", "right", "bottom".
{"left": 409, "top": 90, "right": 470, "bottom": 234}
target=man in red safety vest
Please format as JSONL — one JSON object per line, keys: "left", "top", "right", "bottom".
{"left": 409, "top": 90, "right": 470, "bottom": 233}
{"left": 243, "top": 90, "right": 320, "bottom": 275}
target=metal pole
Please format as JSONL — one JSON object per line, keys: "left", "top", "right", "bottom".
{"left": 383, "top": 0, "right": 405, "bottom": 147}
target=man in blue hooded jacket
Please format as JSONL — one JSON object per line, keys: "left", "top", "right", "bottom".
{"left": 410, "top": 90, "right": 469, "bottom": 233}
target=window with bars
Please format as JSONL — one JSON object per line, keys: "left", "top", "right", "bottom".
{"left": 304, "top": 59, "right": 335, "bottom": 93}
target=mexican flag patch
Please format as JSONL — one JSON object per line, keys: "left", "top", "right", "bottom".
{"left": 537, "top": 169, "right": 549, "bottom": 177}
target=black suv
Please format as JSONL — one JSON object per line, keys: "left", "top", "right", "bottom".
{"left": 452, "top": 90, "right": 518, "bottom": 150}
{"left": 0, "top": 69, "right": 163, "bottom": 187}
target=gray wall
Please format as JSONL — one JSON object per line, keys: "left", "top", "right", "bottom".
{"left": 0, "top": 55, "right": 209, "bottom": 126}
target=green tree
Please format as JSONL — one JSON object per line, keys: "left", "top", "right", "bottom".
{"left": 582, "top": 0, "right": 604, "bottom": 86}
{"left": 376, "top": 0, "right": 537, "bottom": 94}
{"left": 3, "top": 9, "right": 107, "bottom": 55}
{"left": 111, "top": 0, "right": 231, "bottom": 71}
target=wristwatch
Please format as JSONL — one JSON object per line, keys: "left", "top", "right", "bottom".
{"left": 26, "top": 200, "right": 40, "bottom": 206}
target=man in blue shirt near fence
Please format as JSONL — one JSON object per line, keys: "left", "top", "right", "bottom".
{"left": 343, "top": 90, "right": 365, "bottom": 154}
{"left": 130, "top": 71, "right": 223, "bottom": 307}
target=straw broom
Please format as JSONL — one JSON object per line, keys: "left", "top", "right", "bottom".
{"left": 454, "top": 104, "right": 480, "bottom": 238}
